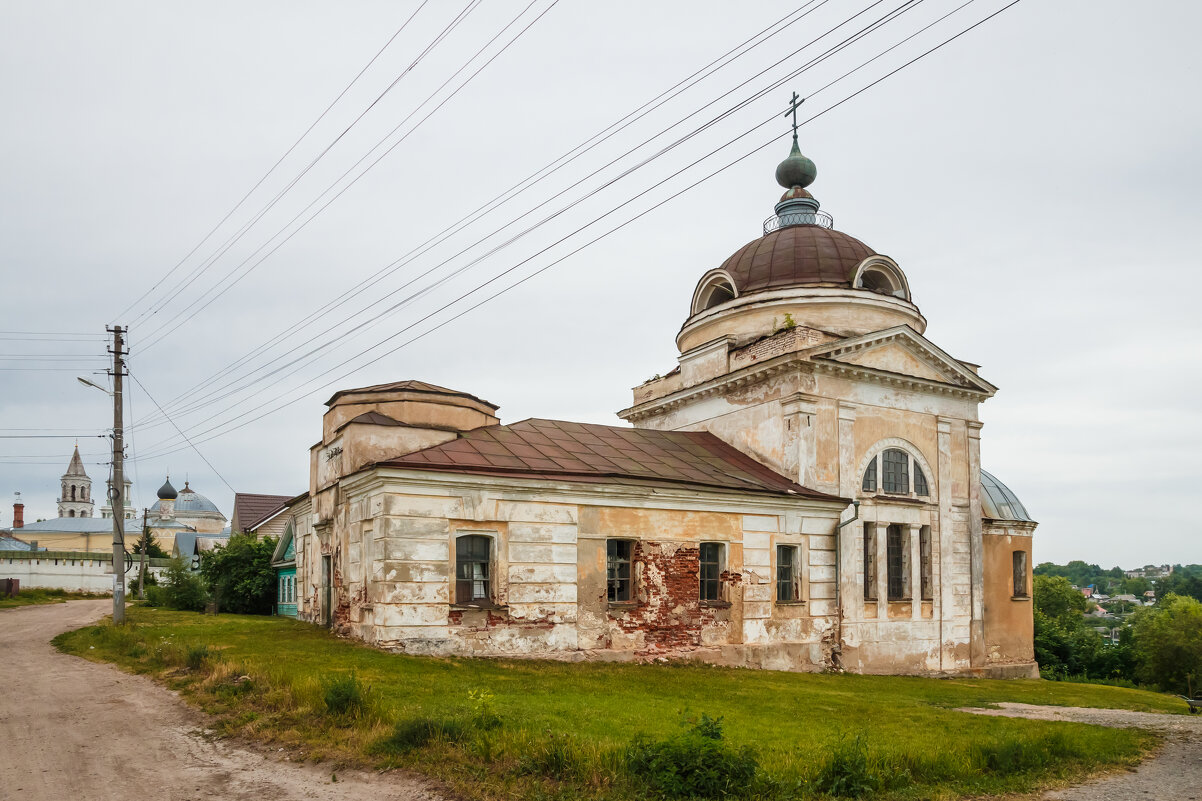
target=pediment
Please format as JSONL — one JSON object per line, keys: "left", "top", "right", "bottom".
{"left": 808, "top": 326, "right": 996, "bottom": 394}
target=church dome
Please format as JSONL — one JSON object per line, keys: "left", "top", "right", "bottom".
{"left": 980, "top": 470, "right": 1034, "bottom": 522}
{"left": 719, "top": 225, "right": 876, "bottom": 294}
{"left": 157, "top": 477, "right": 177, "bottom": 500}
{"left": 173, "top": 482, "right": 222, "bottom": 515}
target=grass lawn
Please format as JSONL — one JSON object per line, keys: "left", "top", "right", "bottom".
{"left": 0, "top": 587, "right": 107, "bottom": 609}
{"left": 55, "top": 607, "right": 1180, "bottom": 800}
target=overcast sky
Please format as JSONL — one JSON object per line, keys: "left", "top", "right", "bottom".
{"left": 1, "top": 0, "right": 1199, "bottom": 568}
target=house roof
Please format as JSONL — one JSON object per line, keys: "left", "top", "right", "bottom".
{"left": 381, "top": 418, "right": 844, "bottom": 501}
{"left": 233, "top": 492, "right": 293, "bottom": 532}
{"left": 172, "top": 531, "right": 231, "bottom": 558}
{"left": 325, "top": 379, "right": 498, "bottom": 410}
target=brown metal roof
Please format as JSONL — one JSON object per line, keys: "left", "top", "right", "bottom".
{"left": 720, "top": 225, "right": 875, "bottom": 294}
{"left": 382, "top": 418, "right": 844, "bottom": 501}
{"left": 324, "top": 380, "right": 499, "bottom": 409}
{"left": 232, "top": 493, "right": 292, "bottom": 533}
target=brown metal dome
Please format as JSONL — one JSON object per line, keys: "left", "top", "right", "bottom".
{"left": 720, "top": 225, "right": 875, "bottom": 295}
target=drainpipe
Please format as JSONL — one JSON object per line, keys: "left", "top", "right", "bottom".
{"left": 831, "top": 501, "right": 860, "bottom": 669}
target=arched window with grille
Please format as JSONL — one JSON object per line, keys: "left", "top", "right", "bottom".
{"left": 861, "top": 446, "right": 931, "bottom": 499}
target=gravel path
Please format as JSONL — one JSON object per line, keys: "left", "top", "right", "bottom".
{"left": 962, "top": 702, "right": 1202, "bottom": 801}
{"left": 0, "top": 600, "right": 446, "bottom": 801}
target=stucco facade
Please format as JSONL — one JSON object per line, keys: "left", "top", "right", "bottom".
{"left": 283, "top": 136, "right": 1037, "bottom": 677}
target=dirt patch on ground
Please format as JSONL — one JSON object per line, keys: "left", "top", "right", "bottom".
{"left": 962, "top": 702, "right": 1201, "bottom": 801}
{"left": 0, "top": 600, "right": 446, "bottom": 801}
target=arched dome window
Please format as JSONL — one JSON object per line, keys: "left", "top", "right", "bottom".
{"left": 862, "top": 447, "right": 929, "bottom": 497}
{"left": 851, "top": 256, "right": 911, "bottom": 302}
{"left": 690, "top": 270, "right": 739, "bottom": 315}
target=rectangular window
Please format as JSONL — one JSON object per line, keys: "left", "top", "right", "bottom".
{"left": 279, "top": 577, "right": 285, "bottom": 604}
{"left": 1013, "top": 550, "right": 1028, "bottom": 598}
{"left": 919, "top": 526, "right": 933, "bottom": 601}
{"left": 699, "top": 542, "right": 723, "bottom": 602}
{"left": 887, "top": 525, "right": 906, "bottom": 600}
{"left": 883, "top": 450, "right": 909, "bottom": 494}
{"left": 455, "top": 535, "right": 491, "bottom": 604}
{"left": 776, "top": 544, "right": 799, "bottom": 602}
{"left": 607, "top": 539, "right": 633, "bottom": 603}
{"left": 863, "top": 523, "right": 876, "bottom": 601}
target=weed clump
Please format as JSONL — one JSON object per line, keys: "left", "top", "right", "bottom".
{"left": 185, "top": 644, "right": 210, "bottom": 670}
{"left": 974, "top": 731, "right": 1081, "bottom": 774}
{"left": 372, "top": 717, "right": 467, "bottom": 755}
{"left": 812, "top": 732, "right": 880, "bottom": 798}
{"left": 322, "top": 673, "right": 365, "bottom": 719}
{"left": 625, "top": 714, "right": 758, "bottom": 799}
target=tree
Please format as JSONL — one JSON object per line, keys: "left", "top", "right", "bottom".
{"left": 199, "top": 533, "right": 277, "bottom": 615}
{"left": 1034, "top": 575, "right": 1088, "bottom": 620}
{"left": 151, "top": 556, "right": 207, "bottom": 612}
{"left": 1130, "top": 594, "right": 1202, "bottom": 697}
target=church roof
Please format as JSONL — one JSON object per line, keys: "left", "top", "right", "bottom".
{"left": 62, "top": 445, "right": 88, "bottom": 478}
{"left": 981, "top": 470, "right": 1034, "bottom": 522}
{"left": 14, "top": 517, "right": 119, "bottom": 533}
{"left": 325, "top": 380, "right": 498, "bottom": 410}
{"left": 382, "top": 418, "right": 843, "bottom": 501}
{"left": 158, "top": 482, "right": 225, "bottom": 518}
{"left": 719, "top": 225, "right": 876, "bottom": 294}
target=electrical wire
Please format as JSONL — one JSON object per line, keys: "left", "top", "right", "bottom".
{"left": 129, "top": 0, "right": 484, "bottom": 333}
{"left": 128, "top": 371, "right": 235, "bottom": 494}
{"left": 137, "top": 0, "right": 833, "bottom": 419}
{"left": 134, "top": 0, "right": 914, "bottom": 427}
{"left": 134, "top": 0, "right": 1026, "bottom": 460}
{"left": 115, "top": 1, "right": 433, "bottom": 325}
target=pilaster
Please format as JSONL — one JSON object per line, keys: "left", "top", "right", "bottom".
{"left": 967, "top": 420, "right": 985, "bottom": 666}
{"left": 909, "top": 522, "right": 922, "bottom": 620}
{"left": 936, "top": 416, "right": 955, "bottom": 670}
{"left": 782, "top": 393, "right": 819, "bottom": 487}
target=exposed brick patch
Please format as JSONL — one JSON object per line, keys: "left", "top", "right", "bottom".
{"left": 610, "top": 541, "right": 703, "bottom": 650}
{"left": 729, "top": 326, "right": 833, "bottom": 370}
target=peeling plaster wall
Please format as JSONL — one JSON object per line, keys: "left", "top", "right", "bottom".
{"left": 982, "top": 522, "right": 1037, "bottom": 675}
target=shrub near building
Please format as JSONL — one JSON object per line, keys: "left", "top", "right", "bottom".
{"left": 199, "top": 533, "right": 277, "bottom": 615}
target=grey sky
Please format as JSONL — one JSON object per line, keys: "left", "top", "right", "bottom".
{"left": 1, "top": 0, "right": 1198, "bottom": 567}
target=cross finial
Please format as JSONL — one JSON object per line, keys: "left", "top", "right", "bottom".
{"left": 784, "top": 91, "right": 804, "bottom": 142}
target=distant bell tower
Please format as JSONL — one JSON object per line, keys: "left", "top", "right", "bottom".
{"left": 58, "top": 445, "right": 95, "bottom": 519}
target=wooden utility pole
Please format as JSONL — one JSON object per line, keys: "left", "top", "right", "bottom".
{"left": 109, "top": 325, "right": 127, "bottom": 624}
{"left": 138, "top": 507, "right": 149, "bottom": 600}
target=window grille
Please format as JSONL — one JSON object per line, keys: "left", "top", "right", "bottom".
{"left": 882, "top": 449, "right": 909, "bottom": 494}
{"left": 862, "top": 457, "right": 877, "bottom": 492}
{"left": 914, "top": 464, "right": 929, "bottom": 496}
{"left": 887, "top": 525, "right": 906, "bottom": 600}
{"left": 920, "top": 526, "right": 933, "bottom": 600}
{"left": 776, "top": 544, "right": 799, "bottom": 601}
{"left": 607, "top": 539, "right": 633, "bottom": 602}
{"left": 455, "top": 535, "right": 491, "bottom": 603}
{"left": 699, "top": 542, "right": 722, "bottom": 601}
{"left": 863, "top": 523, "right": 876, "bottom": 600}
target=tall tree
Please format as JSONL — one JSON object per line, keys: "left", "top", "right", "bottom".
{"left": 1131, "top": 594, "right": 1202, "bottom": 697}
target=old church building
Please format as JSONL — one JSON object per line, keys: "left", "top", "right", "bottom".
{"left": 280, "top": 132, "right": 1038, "bottom": 678}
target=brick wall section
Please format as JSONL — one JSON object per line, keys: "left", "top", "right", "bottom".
{"left": 729, "top": 326, "right": 834, "bottom": 371}
{"left": 611, "top": 541, "right": 703, "bottom": 649}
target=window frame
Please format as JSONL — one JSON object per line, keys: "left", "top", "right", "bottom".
{"left": 863, "top": 523, "right": 877, "bottom": 601}
{"left": 919, "top": 526, "right": 933, "bottom": 601}
{"left": 454, "top": 534, "right": 493, "bottom": 606}
{"left": 699, "top": 542, "right": 724, "bottom": 603}
{"left": 776, "top": 543, "right": 801, "bottom": 603}
{"left": 607, "top": 539, "right": 634, "bottom": 604}
{"left": 886, "top": 524, "right": 907, "bottom": 601}
{"left": 1012, "top": 550, "right": 1029, "bottom": 598}
{"left": 860, "top": 445, "right": 932, "bottom": 500}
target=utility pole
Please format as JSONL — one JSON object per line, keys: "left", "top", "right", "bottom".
{"left": 109, "top": 325, "right": 127, "bottom": 624}
{"left": 138, "top": 507, "right": 148, "bottom": 600}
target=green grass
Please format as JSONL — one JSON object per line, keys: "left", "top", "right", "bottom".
{"left": 54, "top": 608, "right": 1179, "bottom": 800}
{"left": 0, "top": 587, "right": 107, "bottom": 609}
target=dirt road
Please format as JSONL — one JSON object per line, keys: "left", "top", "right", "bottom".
{"left": 963, "top": 702, "right": 1202, "bottom": 801}
{"left": 0, "top": 600, "right": 444, "bottom": 801}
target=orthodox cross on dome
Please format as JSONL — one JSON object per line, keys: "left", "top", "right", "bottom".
{"left": 784, "top": 91, "right": 804, "bottom": 141}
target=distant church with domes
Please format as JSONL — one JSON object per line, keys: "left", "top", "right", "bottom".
{"left": 265, "top": 116, "right": 1039, "bottom": 678}
{"left": 3, "top": 447, "right": 228, "bottom": 555}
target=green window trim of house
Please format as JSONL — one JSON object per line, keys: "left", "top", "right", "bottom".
{"left": 276, "top": 566, "right": 297, "bottom": 617}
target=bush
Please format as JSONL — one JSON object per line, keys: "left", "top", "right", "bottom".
{"left": 199, "top": 533, "right": 277, "bottom": 615}
{"left": 159, "top": 557, "right": 207, "bottom": 612}
{"left": 144, "top": 585, "right": 167, "bottom": 607}
{"left": 625, "top": 715, "right": 758, "bottom": 799}
{"left": 185, "top": 644, "right": 210, "bottom": 670}
{"left": 323, "top": 673, "right": 365, "bottom": 718}
{"left": 371, "top": 717, "right": 467, "bottom": 755}
{"left": 812, "top": 732, "right": 880, "bottom": 798}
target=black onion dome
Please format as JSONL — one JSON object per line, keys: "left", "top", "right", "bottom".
{"left": 157, "top": 477, "right": 177, "bottom": 500}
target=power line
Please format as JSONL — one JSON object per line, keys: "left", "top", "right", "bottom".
{"left": 135, "top": 0, "right": 555, "bottom": 354}
{"left": 129, "top": 0, "right": 484, "bottom": 333}
{"left": 128, "top": 371, "right": 235, "bottom": 495}
{"left": 137, "top": 0, "right": 832, "bottom": 420}
{"left": 135, "top": 0, "right": 1026, "bottom": 460}
{"left": 115, "top": 0, "right": 433, "bottom": 325}
{"left": 134, "top": 0, "right": 912, "bottom": 428}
